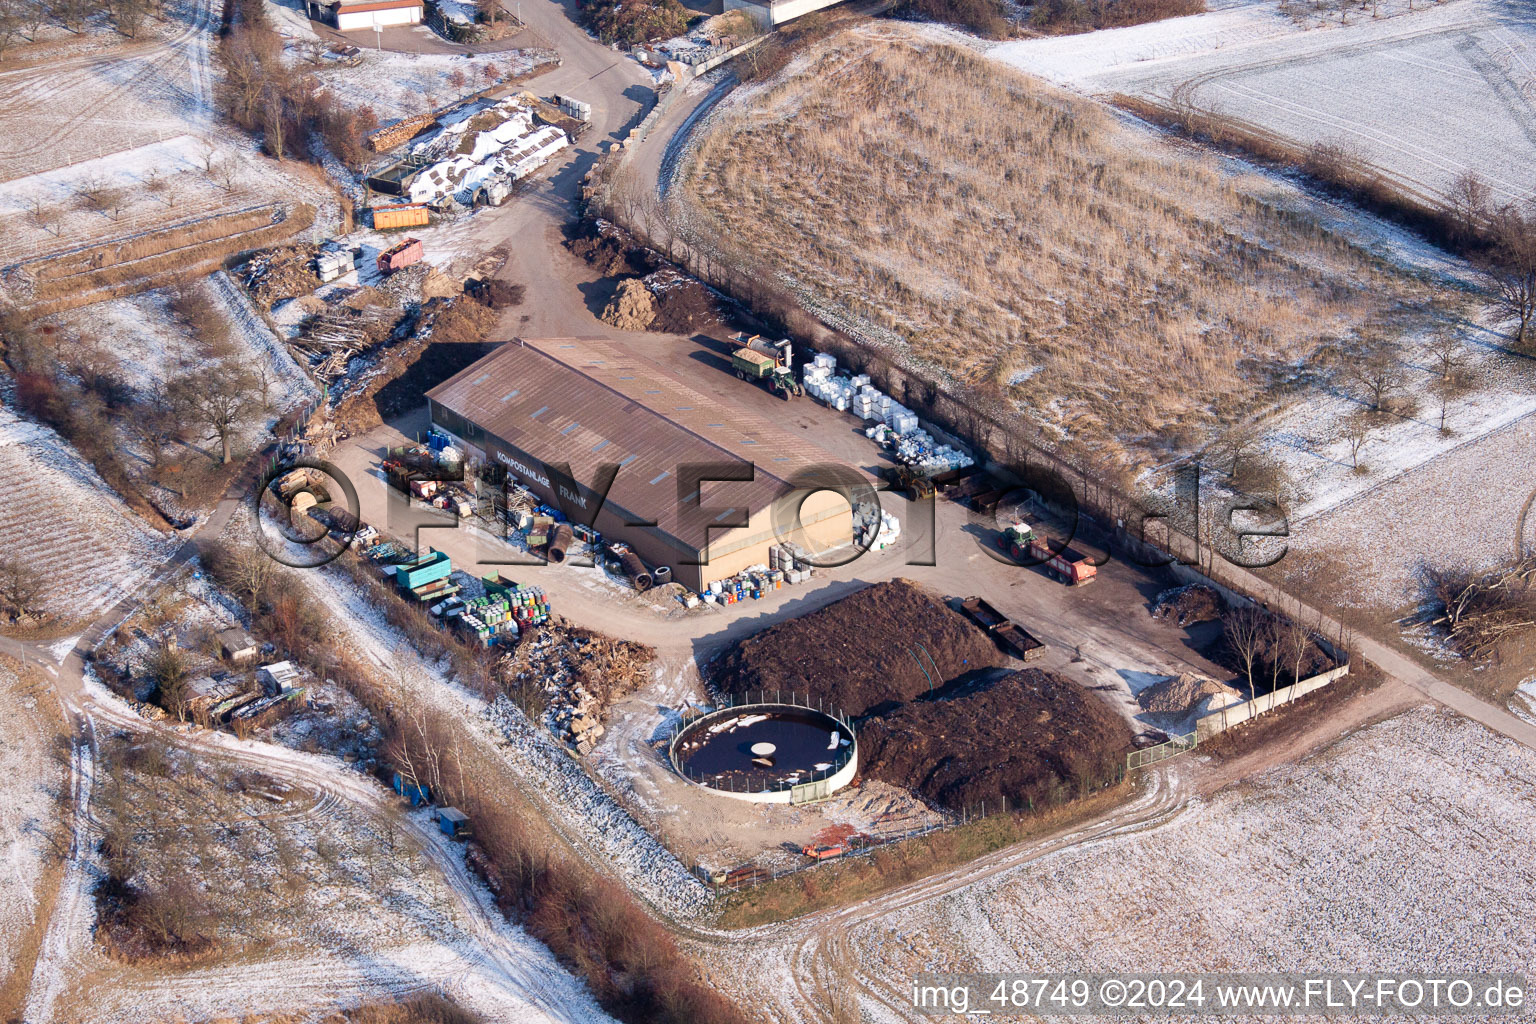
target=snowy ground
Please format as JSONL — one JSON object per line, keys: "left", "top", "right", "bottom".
{"left": 40, "top": 705, "right": 611, "bottom": 1024}
{"left": 56, "top": 276, "right": 313, "bottom": 431}
{"left": 0, "top": 661, "right": 64, "bottom": 990}
{"left": 292, "top": 553, "right": 714, "bottom": 920}
{"left": 835, "top": 707, "right": 1536, "bottom": 1020}
{"left": 990, "top": 0, "right": 1536, "bottom": 206}
{"left": 0, "top": 408, "right": 175, "bottom": 621}
{"left": 1280, "top": 409, "right": 1536, "bottom": 609}
{"left": 306, "top": 46, "right": 560, "bottom": 124}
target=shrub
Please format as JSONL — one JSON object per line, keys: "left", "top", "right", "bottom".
{"left": 579, "top": 0, "right": 688, "bottom": 46}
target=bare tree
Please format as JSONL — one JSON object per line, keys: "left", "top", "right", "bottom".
{"left": 211, "top": 158, "right": 238, "bottom": 193}
{"left": 74, "top": 175, "right": 110, "bottom": 215}
{"left": 1423, "top": 327, "right": 1464, "bottom": 382}
{"left": 27, "top": 196, "right": 63, "bottom": 236}
{"left": 1223, "top": 606, "right": 1266, "bottom": 692}
{"left": 1446, "top": 170, "right": 1491, "bottom": 244}
{"left": 111, "top": 0, "right": 146, "bottom": 37}
{"left": 0, "top": 1, "right": 23, "bottom": 56}
{"left": 169, "top": 355, "right": 259, "bottom": 463}
{"left": 0, "top": 553, "right": 44, "bottom": 618}
{"left": 18, "top": 0, "right": 47, "bottom": 39}
{"left": 1215, "top": 420, "right": 1264, "bottom": 479}
{"left": 1280, "top": 616, "right": 1313, "bottom": 695}
{"left": 1347, "top": 335, "right": 1402, "bottom": 412}
{"left": 1485, "top": 207, "right": 1536, "bottom": 349}
{"left": 1342, "top": 412, "right": 1371, "bottom": 470}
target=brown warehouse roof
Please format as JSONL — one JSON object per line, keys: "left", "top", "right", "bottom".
{"left": 426, "top": 338, "right": 859, "bottom": 551}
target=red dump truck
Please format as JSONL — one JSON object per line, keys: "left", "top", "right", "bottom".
{"left": 376, "top": 236, "right": 423, "bottom": 275}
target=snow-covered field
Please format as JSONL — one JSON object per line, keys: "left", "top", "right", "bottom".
{"left": 0, "top": 0, "right": 219, "bottom": 185}
{"left": 842, "top": 707, "right": 1536, "bottom": 1013}
{"left": 0, "top": 408, "right": 174, "bottom": 621}
{"left": 0, "top": 661, "right": 64, "bottom": 990}
{"left": 35, "top": 689, "right": 612, "bottom": 1024}
{"left": 1282, "top": 409, "right": 1536, "bottom": 608}
{"left": 991, "top": 0, "right": 1536, "bottom": 205}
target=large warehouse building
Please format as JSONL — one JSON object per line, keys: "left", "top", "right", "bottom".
{"left": 425, "top": 338, "right": 859, "bottom": 592}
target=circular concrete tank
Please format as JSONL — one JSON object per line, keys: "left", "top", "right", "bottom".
{"left": 668, "top": 702, "right": 857, "bottom": 804}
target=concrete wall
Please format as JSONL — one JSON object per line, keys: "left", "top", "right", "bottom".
{"left": 669, "top": 703, "right": 859, "bottom": 805}
{"left": 1193, "top": 664, "right": 1353, "bottom": 741}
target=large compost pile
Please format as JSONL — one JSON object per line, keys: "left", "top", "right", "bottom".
{"left": 708, "top": 579, "right": 1005, "bottom": 716}
{"left": 858, "top": 670, "right": 1133, "bottom": 813}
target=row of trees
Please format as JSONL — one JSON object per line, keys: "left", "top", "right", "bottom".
{"left": 217, "top": 0, "right": 381, "bottom": 167}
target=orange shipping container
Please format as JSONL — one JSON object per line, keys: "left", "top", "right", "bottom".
{"left": 373, "top": 203, "right": 430, "bottom": 230}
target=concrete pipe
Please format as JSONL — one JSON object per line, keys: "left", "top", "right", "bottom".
{"left": 546, "top": 523, "right": 574, "bottom": 563}
{"left": 618, "top": 550, "right": 652, "bottom": 591}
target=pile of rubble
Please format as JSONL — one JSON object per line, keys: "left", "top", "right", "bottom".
{"left": 242, "top": 244, "right": 322, "bottom": 308}
{"left": 1151, "top": 584, "right": 1226, "bottom": 626}
{"left": 496, "top": 619, "right": 654, "bottom": 754}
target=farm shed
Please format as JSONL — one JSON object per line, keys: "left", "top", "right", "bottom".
{"left": 217, "top": 627, "right": 258, "bottom": 663}
{"left": 372, "top": 203, "right": 430, "bottom": 230}
{"left": 309, "top": 0, "right": 423, "bottom": 30}
{"left": 437, "top": 807, "right": 470, "bottom": 839}
{"left": 426, "top": 338, "right": 861, "bottom": 593}
{"left": 257, "top": 661, "right": 303, "bottom": 694}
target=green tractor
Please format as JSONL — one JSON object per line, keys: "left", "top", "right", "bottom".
{"left": 730, "top": 335, "right": 803, "bottom": 400}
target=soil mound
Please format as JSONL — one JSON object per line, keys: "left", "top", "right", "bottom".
{"left": 1151, "top": 584, "right": 1224, "bottom": 626}
{"left": 1138, "top": 672, "right": 1242, "bottom": 718}
{"left": 645, "top": 266, "right": 719, "bottom": 333}
{"left": 859, "top": 670, "right": 1132, "bottom": 812}
{"left": 709, "top": 579, "right": 1004, "bottom": 717}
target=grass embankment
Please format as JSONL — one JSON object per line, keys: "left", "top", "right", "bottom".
{"left": 716, "top": 778, "right": 1135, "bottom": 928}
{"left": 676, "top": 27, "right": 1445, "bottom": 471}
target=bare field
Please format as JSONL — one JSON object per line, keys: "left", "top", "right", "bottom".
{"left": 674, "top": 24, "right": 1449, "bottom": 469}
{"left": 821, "top": 707, "right": 1536, "bottom": 1019}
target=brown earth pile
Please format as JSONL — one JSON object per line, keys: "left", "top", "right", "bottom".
{"left": 859, "top": 669, "right": 1133, "bottom": 812}
{"left": 646, "top": 266, "right": 719, "bottom": 334}
{"left": 709, "top": 579, "right": 1005, "bottom": 716}
{"left": 1151, "top": 584, "right": 1224, "bottom": 626}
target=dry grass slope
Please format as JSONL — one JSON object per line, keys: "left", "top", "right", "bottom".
{"left": 678, "top": 27, "right": 1447, "bottom": 467}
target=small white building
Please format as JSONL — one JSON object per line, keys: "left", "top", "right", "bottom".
{"left": 308, "top": 0, "right": 424, "bottom": 31}
{"left": 724, "top": 0, "right": 842, "bottom": 27}
{"left": 257, "top": 661, "right": 304, "bottom": 694}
